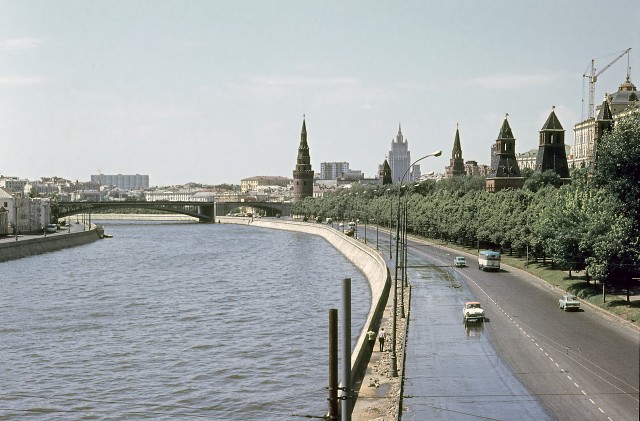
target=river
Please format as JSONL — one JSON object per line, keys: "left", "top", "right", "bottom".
{"left": 0, "top": 221, "right": 371, "bottom": 420}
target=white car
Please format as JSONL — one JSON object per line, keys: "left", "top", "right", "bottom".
{"left": 46, "top": 224, "right": 57, "bottom": 233}
{"left": 454, "top": 256, "right": 466, "bottom": 267}
{"left": 559, "top": 294, "right": 580, "bottom": 311}
{"left": 463, "top": 301, "right": 485, "bottom": 323}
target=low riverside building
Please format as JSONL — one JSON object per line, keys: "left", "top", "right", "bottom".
{"left": 0, "top": 188, "right": 51, "bottom": 234}
{"left": 241, "top": 176, "right": 290, "bottom": 193}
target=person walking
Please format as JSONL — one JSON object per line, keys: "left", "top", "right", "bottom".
{"left": 378, "top": 328, "right": 385, "bottom": 352}
{"left": 367, "top": 330, "right": 375, "bottom": 352}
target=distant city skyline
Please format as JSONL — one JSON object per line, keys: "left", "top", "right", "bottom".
{"left": 0, "top": 1, "right": 638, "bottom": 186}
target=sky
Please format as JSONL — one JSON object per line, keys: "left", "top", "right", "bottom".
{"left": 1, "top": 0, "right": 639, "bottom": 187}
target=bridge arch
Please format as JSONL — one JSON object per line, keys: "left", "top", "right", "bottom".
{"left": 56, "top": 201, "right": 215, "bottom": 223}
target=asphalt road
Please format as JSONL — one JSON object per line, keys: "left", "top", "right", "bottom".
{"left": 404, "top": 238, "right": 639, "bottom": 421}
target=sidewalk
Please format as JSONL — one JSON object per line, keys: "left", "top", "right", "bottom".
{"left": 0, "top": 222, "right": 87, "bottom": 244}
{"left": 352, "top": 280, "right": 409, "bottom": 421}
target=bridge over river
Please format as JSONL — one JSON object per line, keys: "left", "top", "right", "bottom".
{"left": 56, "top": 200, "right": 293, "bottom": 223}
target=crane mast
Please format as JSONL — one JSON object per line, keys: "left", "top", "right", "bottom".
{"left": 583, "top": 48, "right": 631, "bottom": 119}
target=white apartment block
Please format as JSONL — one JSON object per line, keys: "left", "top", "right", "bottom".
{"left": 0, "top": 177, "right": 28, "bottom": 193}
{"left": 91, "top": 174, "right": 150, "bottom": 190}
{"left": 320, "top": 162, "right": 350, "bottom": 179}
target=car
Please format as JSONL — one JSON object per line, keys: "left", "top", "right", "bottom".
{"left": 463, "top": 301, "right": 485, "bottom": 323}
{"left": 454, "top": 256, "right": 466, "bottom": 267}
{"left": 45, "top": 224, "right": 57, "bottom": 233}
{"left": 559, "top": 294, "right": 580, "bottom": 311}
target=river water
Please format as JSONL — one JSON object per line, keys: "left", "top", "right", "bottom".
{"left": 0, "top": 221, "right": 371, "bottom": 420}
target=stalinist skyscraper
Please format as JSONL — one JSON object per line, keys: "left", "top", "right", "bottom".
{"left": 387, "top": 124, "right": 419, "bottom": 183}
{"left": 292, "top": 116, "right": 314, "bottom": 202}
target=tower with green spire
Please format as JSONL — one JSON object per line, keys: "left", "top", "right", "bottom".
{"left": 536, "top": 106, "right": 570, "bottom": 183}
{"left": 292, "top": 116, "right": 314, "bottom": 202}
{"left": 445, "top": 124, "right": 465, "bottom": 177}
{"left": 486, "top": 114, "right": 524, "bottom": 192}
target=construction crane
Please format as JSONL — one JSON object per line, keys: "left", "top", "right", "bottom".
{"left": 583, "top": 48, "right": 631, "bottom": 119}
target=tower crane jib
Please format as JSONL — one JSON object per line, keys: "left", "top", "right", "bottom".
{"left": 583, "top": 48, "right": 631, "bottom": 119}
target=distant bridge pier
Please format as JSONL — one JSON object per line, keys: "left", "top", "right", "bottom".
{"left": 198, "top": 204, "right": 216, "bottom": 223}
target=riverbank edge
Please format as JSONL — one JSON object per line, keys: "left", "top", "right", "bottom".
{"left": 0, "top": 227, "right": 101, "bottom": 263}
{"left": 217, "top": 216, "right": 392, "bottom": 413}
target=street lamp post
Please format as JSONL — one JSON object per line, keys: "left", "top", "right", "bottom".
{"left": 390, "top": 150, "right": 441, "bottom": 378}
{"left": 373, "top": 190, "right": 379, "bottom": 250}
{"left": 386, "top": 188, "right": 392, "bottom": 259}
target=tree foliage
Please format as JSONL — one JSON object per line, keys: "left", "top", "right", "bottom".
{"left": 294, "top": 122, "right": 640, "bottom": 289}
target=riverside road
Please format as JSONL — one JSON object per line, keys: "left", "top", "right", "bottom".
{"left": 396, "top": 235, "right": 639, "bottom": 420}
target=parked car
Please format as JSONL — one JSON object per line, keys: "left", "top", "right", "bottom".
{"left": 46, "top": 224, "right": 57, "bottom": 233}
{"left": 463, "top": 301, "right": 485, "bottom": 323}
{"left": 559, "top": 294, "right": 580, "bottom": 311}
{"left": 454, "top": 256, "right": 466, "bottom": 267}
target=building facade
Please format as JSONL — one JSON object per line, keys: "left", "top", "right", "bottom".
{"left": 464, "top": 161, "right": 490, "bottom": 176}
{"left": 0, "top": 188, "right": 51, "bottom": 234}
{"left": 570, "top": 75, "right": 638, "bottom": 168}
{"left": 0, "top": 177, "right": 28, "bottom": 193}
{"left": 387, "top": 124, "right": 419, "bottom": 183}
{"left": 90, "top": 174, "right": 150, "bottom": 190}
{"left": 320, "top": 162, "right": 349, "bottom": 179}
{"left": 241, "top": 176, "right": 290, "bottom": 193}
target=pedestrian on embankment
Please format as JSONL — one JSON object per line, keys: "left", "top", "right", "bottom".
{"left": 378, "top": 328, "right": 385, "bottom": 352}
{"left": 367, "top": 330, "right": 375, "bottom": 352}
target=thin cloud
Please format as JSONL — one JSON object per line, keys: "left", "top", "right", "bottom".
{"left": 472, "top": 73, "right": 560, "bottom": 89}
{"left": 0, "top": 37, "right": 43, "bottom": 50}
{"left": 0, "top": 76, "right": 44, "bottom": 86}
{"left": 248, "top": 75, "right": 359, "bottom": 87}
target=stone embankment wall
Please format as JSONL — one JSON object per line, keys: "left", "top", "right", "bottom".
{"left": 0, "top": 229, "right": 101, "bottom": 263}
{"left": 218, "top": 216, "right": 391, "bottom": 394}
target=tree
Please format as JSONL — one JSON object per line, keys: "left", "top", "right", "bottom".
{"left": 523, "top": 169, "right": 562, "bottom": 192}
{"left": 592, "top": 109, "right": 640, "bottom": 220}
{"left": 591, "top": 110, "right": 640, "bottom": 294}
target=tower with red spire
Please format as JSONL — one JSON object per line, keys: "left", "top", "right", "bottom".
{"left": 292, "top": 116, "right": 314, "bottom": 202}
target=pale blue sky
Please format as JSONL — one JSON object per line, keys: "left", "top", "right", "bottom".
{"left": 1, "top": 0, "right": 638, "bottom": 186}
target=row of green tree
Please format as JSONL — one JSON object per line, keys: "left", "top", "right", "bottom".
{"left": 293, "top": 111, "right": 639, "bottom": 289}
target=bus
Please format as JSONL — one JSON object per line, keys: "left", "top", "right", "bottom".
{"left": 478, "top": 250, "right": 501, "bottom": 271}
